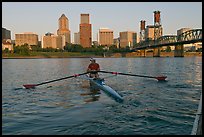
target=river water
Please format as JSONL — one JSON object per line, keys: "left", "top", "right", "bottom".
{"left": 2, "top": 57, "right": 202, "bottom": 135}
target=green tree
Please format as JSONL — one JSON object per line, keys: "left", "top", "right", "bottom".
{"left": 13, "top": 44, "right": 30, "bottom": 55}
{"left": 20, "top": 44, "right": 30, "bottom": 55}
{"left": 71, "top": 44, "right": 83, "bottom": 52}
{"left": 109, "top": 45, "right": 117, "bottom": 52}
{"left": 3, "top": 48, "right": 9, "bottom": 53}
{"left": 64, "top": 43, "right": 72, "bottom": 51}
{"left": 125, "top": 46, "right": 130, "bottom": 52}
{"left": 30, "top": 45, "right": 42, "bottom": 52}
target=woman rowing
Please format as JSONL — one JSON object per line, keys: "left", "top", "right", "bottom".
{"left": 87, "top": 58, "right": 101, "bottom": 93}
{"left": 87, "top": 58, "right": 100, "bottom": 79}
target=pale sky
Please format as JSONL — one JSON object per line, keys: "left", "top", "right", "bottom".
{"left": 2, "top": 2, "right": 202, "bottom": 42}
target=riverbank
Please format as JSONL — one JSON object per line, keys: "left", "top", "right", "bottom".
{"left": 2, "top": 51, "right": 202, "bottom": 59}
{"left": 124, "top": 51, "right": 202, "bottom": 57}
{"left": 2, "top": 52, "right": 101, "bottom": 59}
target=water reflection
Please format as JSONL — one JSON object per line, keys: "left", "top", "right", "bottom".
{"left": 80, "top": 80, "right": 101, "bottom": 103}
{"left": 83, "top": 94, "right": 100, "bottom": 103}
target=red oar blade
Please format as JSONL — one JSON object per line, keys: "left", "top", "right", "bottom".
{"left": 155, "top": 76, "right": 167, "bottom": 81}
{"left": 23, "top": 84, "right": 37, "bottom": 89}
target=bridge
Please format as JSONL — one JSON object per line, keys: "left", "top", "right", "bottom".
{"left": 132, "top": 29, "right": 202, "bottom": 57}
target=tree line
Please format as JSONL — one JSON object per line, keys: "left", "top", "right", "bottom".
{"left": 5, "top": 42, "right": 199, "bottom": 56}
{"left": 3, "top": 42, "right": 202, "bottom": 56}
{"left": 2, "top": 43, "right": 132, "bottom": 56}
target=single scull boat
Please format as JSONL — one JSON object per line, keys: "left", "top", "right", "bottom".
{"left": 86, "top": 76, "right": 124, "bottom": 103}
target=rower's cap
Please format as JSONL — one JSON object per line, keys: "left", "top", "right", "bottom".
{"left": 90, "top": 58, "right": 95, "bottom": 61}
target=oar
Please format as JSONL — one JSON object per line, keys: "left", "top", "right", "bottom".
{"left": 98, "top": 70, "right": 167, "bottom": 81}
{"left": 23, "top": 72, "right": 89, "bottom": 89}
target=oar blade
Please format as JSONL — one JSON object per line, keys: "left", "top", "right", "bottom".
{"left": 23, "top": 84, "right": 37, "bottom": 89}
{"left": 155, "top": 76, "right": 167, "bottom": 81}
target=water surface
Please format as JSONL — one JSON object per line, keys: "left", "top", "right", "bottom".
{"left": 2, "top": 57, "right": 202, "bottom": 135}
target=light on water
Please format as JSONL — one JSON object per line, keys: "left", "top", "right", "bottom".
{"left": 2, "top": 57, "right": 202, "bottom": 135}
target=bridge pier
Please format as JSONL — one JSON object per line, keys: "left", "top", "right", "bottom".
{"left": 140, "top": 50, "right": 146, "bottom": 57}
{"left": 153, "top": 47, "right": 160, "bottom": 57}
{"left": 174, "top": 44, "right": 184, "bottom": 57}
{"left": 139, "top": 50, "right": 146, "bottom": 57}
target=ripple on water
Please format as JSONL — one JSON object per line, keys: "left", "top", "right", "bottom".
{"left": 2, "top": 57, "right": 202, "bottom": 135}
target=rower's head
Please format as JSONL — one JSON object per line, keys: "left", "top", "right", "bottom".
{"left": 90, "top": 58, "right": 96, "bottom": 63}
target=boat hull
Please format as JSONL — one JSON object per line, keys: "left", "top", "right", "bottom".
{"left": 90, "top": 78, "right": 123, "bottom": 103}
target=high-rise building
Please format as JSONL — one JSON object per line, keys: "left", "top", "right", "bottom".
{"left": 145, "top": 25, "right": 162, "bottom": 40}
{"left": 145, "top": 25, "right": 154, "bottom": 40}
{"left": 80, "top": 14, "right": 92, "bottom": 48}
{"left": 144, "top": 25, "right": 164, "bottom": 51}
{"left": 2, "top": 28, "right": 11, "bottom": 40}
{"left": 42, "top": 32, "right": 65, "bottom": 49}
{"left": 57, "top": 14, "right": 71, "bottom": 44}
{"left": 119, "top": 31, "right": 137, "bottom": 48}
{"left": 15, "top": 32, "right": 38, "bottom": 46}
{"left": 74, "top": 32, "right": 80, "bottom": 44}
{"left": 81, "top": 14, "right": 89, "bottom": 24}
{"left": 99, "top": 28, "right": 114, "bottom": 46}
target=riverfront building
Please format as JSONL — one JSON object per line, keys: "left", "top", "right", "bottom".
{"left": 15, "top": 32, "right": 38, "bottom": 46}
{"left": 2, "top": 28, "right": 13, "bottom": 51}
{"left": 144, "top": 25, "right": 165, "bottom": 51}
{"left": 74, "top": 32, "right": 80, "bottom": 44}
{"left": 42, "top": 32, "right": 65, "bottom": 49}
{"left": 145, "top": 25, "right": 163, "bottom": 40}
{"left": 145, "top": 25, "right": 154, "bottom": 40}
{"left": 80, "top": 14, "right": 92, "bottom": 48}
{"left": 2, "top": 28, "right": 11, "bottom": 40}
{"left": 98, "top": 28, "right": 114, "bottom": 46}
{"left": 113, "top": 38, "right": 120, "bottom": 48}
{"left": 2, "top": 39, "right": 13, "bottom": 51}
{"left": 57, "top": 14, "right": 71, "bottom": 44}
{"left": 119, "top": 31, "right": 137, "bottom": 49}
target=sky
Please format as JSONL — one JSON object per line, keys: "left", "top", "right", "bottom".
{"left": 2, "top": 2, "right": 202, "bottom": 42}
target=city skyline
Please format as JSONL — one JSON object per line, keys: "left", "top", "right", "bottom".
{"left": 2, "top": 2, "right": 202, "bottom": 42}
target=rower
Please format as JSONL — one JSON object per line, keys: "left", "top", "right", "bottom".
{"left": 87, "top": 58, "right": 101, "bottom": 93}
{"left": 87, "top": 58, "right": 100, "bottom": 79}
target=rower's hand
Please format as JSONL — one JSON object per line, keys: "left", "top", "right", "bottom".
{"left": 88, "top": 70, "right": 98, "bottom": 74}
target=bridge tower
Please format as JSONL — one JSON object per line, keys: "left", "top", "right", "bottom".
{"left": 140, "top": 20, "right": 146, "bottom": 42}
{"left": 153, "top": 11, "right": 162, "bottom": 57}
{"left": 139, "top": 20, "right": 146, "bottom": 57}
